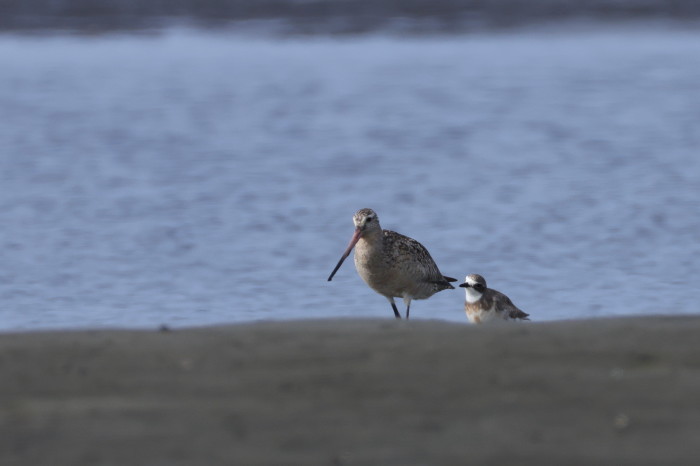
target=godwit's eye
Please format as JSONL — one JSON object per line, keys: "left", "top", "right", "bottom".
{"left": 366, "top": 217, "right": 373, "bottom": 222}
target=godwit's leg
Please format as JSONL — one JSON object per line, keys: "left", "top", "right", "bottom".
{"left": 386, "top": 297, "right": 402, "bottom": 319}
{"left": 403, "top": 297, "right": 412, "bottom": 320}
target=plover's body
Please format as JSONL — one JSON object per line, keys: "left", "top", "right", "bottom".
{"left": 328, "top": 208, "right": 456, "bottom": 319}
{"left": 459, "top": 274, "right": 529, "bottom": 324}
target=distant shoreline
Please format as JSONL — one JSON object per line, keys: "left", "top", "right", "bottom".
{"left": 2, "top": 0, "right": 700, "bottom": 34}
{"left": 2, "top": 17, "right": 699, "bottom": 39}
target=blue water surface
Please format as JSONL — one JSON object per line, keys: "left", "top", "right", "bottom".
{"left": 0, "top": 26, "right": 699, "bottom": 330}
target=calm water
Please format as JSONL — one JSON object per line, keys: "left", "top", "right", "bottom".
{"left": 1, "top": 26, "right": 699, "bottom": 330}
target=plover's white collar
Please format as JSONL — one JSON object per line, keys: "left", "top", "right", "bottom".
{"left": 464, "top": 287, "right": 482, "bottom": 304}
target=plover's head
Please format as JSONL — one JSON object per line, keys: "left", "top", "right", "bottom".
{"left": 459, "top": 274, "right": 487, "bottom": 303}
{"left": 353, "top": 208, "right": 381, "bottom": 234}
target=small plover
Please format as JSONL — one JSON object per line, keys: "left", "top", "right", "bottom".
{"left": 328, "top": 208, "right": 456, "bottom": 319}
{"left": 459, "top": 274, "right": 529, "bottom": 324}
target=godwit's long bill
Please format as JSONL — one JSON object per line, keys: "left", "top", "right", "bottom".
{"left": 327, "top": 228, "right": 361, "bottom": 283}
{"left": 328, "top": 208, "right": 456, "bottom": 319}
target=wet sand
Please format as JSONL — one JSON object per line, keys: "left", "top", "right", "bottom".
{"left": 2, "top": 316, "right": 700, "bottom": 465}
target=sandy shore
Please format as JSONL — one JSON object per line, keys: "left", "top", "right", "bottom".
{"left": 2, "top": 316, "right": 700, "bottom": 465}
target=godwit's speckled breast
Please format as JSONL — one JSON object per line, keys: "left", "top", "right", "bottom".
{"left": 354, "top": 227, "right": 453, "bottom": 301}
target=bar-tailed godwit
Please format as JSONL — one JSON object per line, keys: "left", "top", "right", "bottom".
{"left": 459, "top": 274, "right": 529, "bottom": 323}
{"left": 328, "top": 208, "right": 456, "bottom": 319}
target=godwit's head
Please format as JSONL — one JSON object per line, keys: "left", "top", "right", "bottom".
{"left": 459, "top": 274, "right": 487, "bottom": 303}
{"left": 352, "top": 208, "right": 381, "bottom": 235}
{"left": 327, "top": 208, "right": 381, "bottom": 281}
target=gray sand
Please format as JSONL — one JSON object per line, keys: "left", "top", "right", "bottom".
{"left": 2, "top": 317, "right": 700, "bottom": 465}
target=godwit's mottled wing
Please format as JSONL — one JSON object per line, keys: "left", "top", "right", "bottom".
{"left": 492, "top": 290, "right": 530, "bottom": 320}
{"left": 382, "top": 230, "right": 454, "bottom": 287}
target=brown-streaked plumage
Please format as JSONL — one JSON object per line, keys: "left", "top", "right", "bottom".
{"left": 459, "top": 274, "right": 529, "bottom": 324}
{"left": 328, "top": 208, "right": 456, "bottom": 319}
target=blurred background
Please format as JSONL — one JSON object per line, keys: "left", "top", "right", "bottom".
{"left": 0, "top": 1, "right": 699, "bottom": 330}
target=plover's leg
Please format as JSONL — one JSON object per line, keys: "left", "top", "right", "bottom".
{"left": 387, "top": 297, "right": 401, "bottom": 319}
